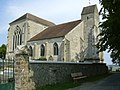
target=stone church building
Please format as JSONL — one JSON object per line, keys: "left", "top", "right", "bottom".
{"left": 6, "top": 5, "right": 103, "bottom": 62}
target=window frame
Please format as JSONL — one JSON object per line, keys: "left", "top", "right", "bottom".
{"left": 40, "top": 44, "right": 45, "bottom": 56}
{"left": 53, "top": 42, "right": 59, "bottom": 55}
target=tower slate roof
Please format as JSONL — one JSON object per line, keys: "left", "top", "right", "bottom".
{"left": 10, "top": 13, "right": 55, "bottom": 26}
{"left": 29, "top": 20, "right": 82, "bottom": 41}
{"left": 81, "top": 4, "right": 96, "bottom": 15}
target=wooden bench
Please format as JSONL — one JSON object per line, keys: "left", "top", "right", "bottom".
{"left": 71, "top": 72, "right": 87, "bottom": 82}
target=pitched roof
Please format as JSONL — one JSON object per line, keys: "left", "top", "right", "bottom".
{"left": 10, "top": 13, "right": 55, "bottom": 26}
{"left": 81, "top": 4, "right": 96, "bottom": 15}
{"left": 29, "top": 20, "right": 82, "bottom": 41}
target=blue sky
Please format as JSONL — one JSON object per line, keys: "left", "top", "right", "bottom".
{"left": 0, "top": 0, "right": 112, "bottom": 64}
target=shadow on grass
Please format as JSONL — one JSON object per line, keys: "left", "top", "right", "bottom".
{"left": 36, "top": 73, "right": 112, "bottom": 90}
{"left": 36, "top": 81, "right": 81, "bottom": 90}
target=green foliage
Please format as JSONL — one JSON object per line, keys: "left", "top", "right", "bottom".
{"left": 97, "top": 0, "right": 120, "bottom": 65}
{"left": 111, "top": 52, "right": 120, "bottom": 65}
{"left": 0, "top": 44, "right": 6, "bottom": 59}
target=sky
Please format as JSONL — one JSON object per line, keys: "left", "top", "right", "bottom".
{"left": 0, "top": 0, "right": 112, "bottom": 65}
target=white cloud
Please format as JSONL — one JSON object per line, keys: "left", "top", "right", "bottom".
{"left": 6, "top": 6, "right": 25, "bottom": 18}
{"left": 6, "top": 0, "right": 100, "bottom": 24}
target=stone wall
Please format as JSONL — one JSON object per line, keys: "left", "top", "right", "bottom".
{"left": 6, "top": 16, "right": 51, "bottom": 59}
{"left": 30, "top": 61, "right": 108, "bottom": 87}
{"left": 28, "top": 37, "right": 64, "bottom": 60}
{"left": 15, "top": 54, "right": 35, "bottom": 90}
{"left": 65, "top": 21, "right": 84, "bottom": 61}
{"left": 81, "top": 5, "right": 100, "bottom": 61}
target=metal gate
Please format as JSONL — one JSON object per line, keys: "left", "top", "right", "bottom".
{"left": 0, "top": 58, "right": 14, "bottom": 90}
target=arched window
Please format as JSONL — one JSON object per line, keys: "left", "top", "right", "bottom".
{"left": 20, "top": 33, "right": 22, "bottom": 45}
{"left": 41, "top": 44, "right": 45, "bottom": 56}
{"left": 16, "top": 26, "right": 22, "bottom": 45}
{"left": 29, "top": 46, "right": 33, "bottom": 56}
{"left": 53, "top": 43, "right": 59, "bottom": 55}
{"left": 13, "top": 36, "right": 15, "bottom": 50}
{"left": 13, "top": 26, "right": 22, "bottom": 50}
{"left": 22, "top": 23, "right": 26, "bottom": 44}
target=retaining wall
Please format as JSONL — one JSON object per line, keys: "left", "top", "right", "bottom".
{"left": 30, "top": 61, "right": 108, "bottom": 87}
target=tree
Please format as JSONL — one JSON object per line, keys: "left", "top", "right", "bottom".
{"left": 0, "top": 44, "right": 6, "bottom": 59}
{"left": 97, "top": 0, "right": 120, "bottom": 65}
{"left": 111, "top": 51, "right": 120, "bottom": 65}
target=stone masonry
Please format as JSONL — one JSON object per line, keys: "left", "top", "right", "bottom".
{"left": 14, "top": 45, "right": 35, "bottom": 90}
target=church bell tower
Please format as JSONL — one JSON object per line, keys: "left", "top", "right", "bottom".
{"left": 81, "top": 5, "right": 103, "bottom": 62}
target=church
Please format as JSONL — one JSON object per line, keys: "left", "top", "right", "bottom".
{"left": 6, "top": 5, "right": 103, "bottom": 62}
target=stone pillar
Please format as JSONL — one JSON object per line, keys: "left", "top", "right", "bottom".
{"left": 14, "top": 45, "right": 35, "bottom": 90}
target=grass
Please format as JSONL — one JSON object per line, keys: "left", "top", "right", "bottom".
{"left": 36, "top": 73, "right": 112, "bottom": 90}
{"left": 36, "top": 81, "right": 81, "bottom": 90}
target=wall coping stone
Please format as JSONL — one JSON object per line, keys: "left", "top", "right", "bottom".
{"left": 29, "top": 60, "right": 106, "bottom": 65}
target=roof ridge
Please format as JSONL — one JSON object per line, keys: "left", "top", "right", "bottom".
{"left": 81, "top": 4, "right": 97, "bottom": 15}
{"left": 54, "top": 19, "right": 81, "bottom": 27}
{"left": 83, "top": 4, "right": 96, "bottom": 8}
{"left": 9, "top": 13, "right": 55, "bottom": 26}
{"left": 29, "top": 19, "right": 82, "bottom": 41}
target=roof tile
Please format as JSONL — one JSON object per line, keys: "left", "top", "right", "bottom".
{"left": 29, "top": 20, "right": 82, "bottom": 41}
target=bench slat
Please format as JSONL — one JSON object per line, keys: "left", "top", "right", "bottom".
{"left": 71, "top": 72, "right": 87, "bottom": 81}
{"left": 73, "top": 76, "right": 87, "bottom": 80}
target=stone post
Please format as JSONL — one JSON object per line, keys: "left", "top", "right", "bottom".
{"left": 14, "top": 45, "right": 35, "bottom": 90}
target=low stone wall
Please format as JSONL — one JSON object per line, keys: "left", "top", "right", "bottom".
{"left": 30, "top": 61, "right": 108, "bottom": 87}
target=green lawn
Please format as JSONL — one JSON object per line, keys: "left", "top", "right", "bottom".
{"left": 36, "top": 73, "right": 112, "bottom": 90}
{"left": 36, "top": 81, "right": 80, "bottom": 90}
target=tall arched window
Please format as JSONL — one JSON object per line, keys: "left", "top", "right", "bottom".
{"left": 29, "top": 46, "right": 33, "bottom": 56}
{"left": 16, "top": 26, "right": 22, "bottom": 45}
{"left": 13, "top": 26, "right": 22, "bottom": 50}
{"left": 53, "top": 43, "right": 59, "bottom": 55}
{"left": 41, "top": 44, "right": 45, "bottom": 56}
{"left": 13, "top": 36, "right": 15, "bottom": 50}
{"left": 22, "top": 23, "right": 26, "bottom": 44}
